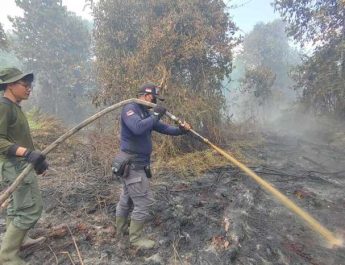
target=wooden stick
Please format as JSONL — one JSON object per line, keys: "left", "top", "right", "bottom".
{"left": 60, "top": 251, "right": 76, "bottom": 265}
{"left": 1, "top": 198, "right": 10, "bottom": 209}
{"left": 48, "top": 245, "right": 59, "bottom": 265}
{"left": 0, "top": 98, "right": 155, "bottom": 208}
{"left": 67, "top": 225, "right": 84, "bottom": 265}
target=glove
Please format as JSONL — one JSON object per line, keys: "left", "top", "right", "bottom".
{"left": 34, "top": 160, "right": 49, "bottom": 175}
{"left": 24, "top": 150, "right": 48, "bottom": 174}
{"left": 152, "top": 105, "right": 166, "bottom": 121}
{"left": 24, "top": 150, "right": 45, "bottom": 165}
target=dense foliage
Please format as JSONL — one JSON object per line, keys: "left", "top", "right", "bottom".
{"left": 237, "top": 20, "right": 299, "bottom": 120}
{"left": 93, "top": 0, "right": 239, "bottom": 141}
{"left": 240, "top": 20, "right": 297, "bottom": 91}
{"left": 0, "top": 23, "right": 8, "bottom": 50}
{"left": 240, "top": 66, "right": 276, "bottom": 106}
{"left": 274, "top": 0, "right": 345, "bottom": 117}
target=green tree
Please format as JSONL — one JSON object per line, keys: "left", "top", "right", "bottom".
{"left": 93, "top": 0, "right": 239, "bottom": 143}
{"left": 0, "top": 23, "right": 8, "bottom": 50}
{"left": 274, "top": 0, "right": 344, "bottom": 47}
{"left": 0, "top": 25, "right": 22, "bottom": 72}
{"left": 240, "top": 66, "right": 276, "bottom": 106}
{"left": 0, "top": 50, "right": 22, "bottom": 69}
{"left": 274, "top": 0, "right": 345, "bottom": 117}
{"left": 240, "top": 20, "right": 298, "bottom": 96}
{"left": 10, "top": 0, "right": 92, "bottom": 123}
{"left": 241, "top": 20, "right": 297, "bottom": 88}
{"left": 235, "top": 20, "right": 299, "bottom": 121}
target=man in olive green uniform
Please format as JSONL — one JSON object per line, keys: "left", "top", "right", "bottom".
{"left": 0, "top": 67, "right": 48, "bottom": 265}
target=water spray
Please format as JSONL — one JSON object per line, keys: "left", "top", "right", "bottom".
{"left": 166, "top": 111, "right": 343, "bottom": 248}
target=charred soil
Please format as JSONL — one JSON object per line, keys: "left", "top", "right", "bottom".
{"left": 1, "top": 126, "right": 344, "bottom": 265}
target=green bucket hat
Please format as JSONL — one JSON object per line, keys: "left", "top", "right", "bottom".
{"left": 0, "top": 67, "right": 34, "bottom": 91}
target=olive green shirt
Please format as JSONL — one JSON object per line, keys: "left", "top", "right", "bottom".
{"left": 0, "top": 97, "right": 35, "bottom": 161}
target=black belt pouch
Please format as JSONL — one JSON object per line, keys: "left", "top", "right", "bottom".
{"left": 111, "top": 153, "right": 132, "bottom": 178}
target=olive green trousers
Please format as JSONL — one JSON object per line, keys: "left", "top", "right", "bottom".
{"left": 0, "top": 160, "right": 43, "bottom": 230}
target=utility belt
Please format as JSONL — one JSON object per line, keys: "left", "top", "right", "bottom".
{"left": 111, "top": 151, "right": 152, "bottom": 179}
{"left": 130, "top": 164, "right": 152, "bottom": 179}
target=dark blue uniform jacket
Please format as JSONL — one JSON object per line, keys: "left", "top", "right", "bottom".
{"left": 120, "top": 102, "right": 183, "bottom": 165}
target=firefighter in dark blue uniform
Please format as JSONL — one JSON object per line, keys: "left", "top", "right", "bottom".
{"left": 115, "top": 83, "right": 191, "bottom": 250}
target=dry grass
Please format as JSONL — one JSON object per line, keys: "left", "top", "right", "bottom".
{"left": 155, "top": 149, "right": 234, "bottom": 177}
{"left": 29, "top": 109, "right": 262, "bottom": 183}
{"left": 152, "top": 119, "right": 263, "bottom": 177}
{"left": 153, "top": 137, "right": 261, "bottom": 178}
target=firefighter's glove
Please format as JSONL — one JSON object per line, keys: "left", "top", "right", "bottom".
{"left": 24, "top": 150, "right": 48, "bottom": 174}
{"left": 152, "top": 106, "right": 166, "bottom": 122}
{"left": 34, "top": 160, "right": 49, "bottom": 175}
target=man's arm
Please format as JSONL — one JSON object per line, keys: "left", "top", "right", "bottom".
{"left": 0, "top": 104, "right": 14, "bottom": 155}
{"left": 0, "top": 104, "right": 32, "bottom": 157}
{"left": 153, "top": 121, "right": 184, "bottom": 136}
{"left": 0, "top": 104, "right": 48, "bottom": 174}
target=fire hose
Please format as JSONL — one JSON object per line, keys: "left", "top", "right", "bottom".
{"left": 0, "top": 98, "right": 342, "bottom": 247}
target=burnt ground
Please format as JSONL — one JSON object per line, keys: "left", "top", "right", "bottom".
{"left": 1, "top": 130, "right": 345, "bottom": 265}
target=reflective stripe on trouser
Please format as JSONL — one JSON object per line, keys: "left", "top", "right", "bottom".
{"left": 116, "top": 168, "right": 155, "bottom": 221}
{"left": 0, "top": 160, "right": 43, "bottom": 230}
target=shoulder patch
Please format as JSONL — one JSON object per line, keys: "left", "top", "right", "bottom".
{"left": 126, "top": 110, "right": 135, "bottom": 116}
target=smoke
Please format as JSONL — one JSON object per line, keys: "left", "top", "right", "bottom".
{"left": 225, "top": 80, "right": 345, "bottom": 171}
{"left": 225, "top": 83, "right": 298, "bottom": 124}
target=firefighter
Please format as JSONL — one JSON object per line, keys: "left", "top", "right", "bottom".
{"left": 0, "top": 67, "right": 48, "bottom": 265}
{"left": 115, "top": 83, "right": 191, "bottom": 250}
